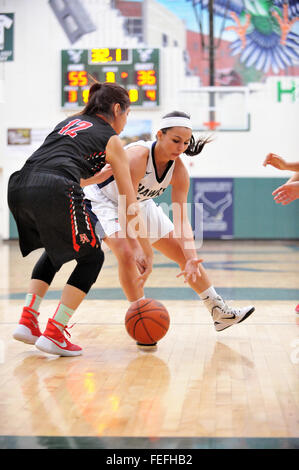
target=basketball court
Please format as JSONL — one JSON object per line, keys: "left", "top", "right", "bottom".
{"left": 0, "top": 0, "right": 299, "bottom": 456}
{"left": 0, "top": 238, "right": 298, "bottom": 450}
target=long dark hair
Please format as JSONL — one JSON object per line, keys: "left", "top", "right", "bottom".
{"left": 79, "top": 81, "right": 130, "bottom": 119}
{"left": 161, "top": 111, "right": 211, "bottom": 156}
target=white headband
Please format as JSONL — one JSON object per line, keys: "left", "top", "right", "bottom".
{"left": 159, "top": 116, "right": 193, "bottom": 130}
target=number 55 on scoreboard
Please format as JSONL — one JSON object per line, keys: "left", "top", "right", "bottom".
{"left": 61, "top": 48, "right": 160, "bottom": 109}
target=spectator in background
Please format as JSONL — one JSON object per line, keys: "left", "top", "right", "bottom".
{"left": 263, "top": 153, "right": 299, "bottom": 313}
{"left": 263, "top": 153, "right": 299, "bottom": 205}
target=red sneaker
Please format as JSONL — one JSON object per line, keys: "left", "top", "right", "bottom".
{"left": 13, "top": 307, "right": 41, "bottom": 344}
{"left": 35, "top": 318, "right": 82, "bottom": 357}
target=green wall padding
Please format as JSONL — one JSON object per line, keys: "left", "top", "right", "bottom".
{"left": 9, "top": 212, "right": 19, "bottom": 239}
{"left": 234, "top": 177, "right": 299, "bottom": 239}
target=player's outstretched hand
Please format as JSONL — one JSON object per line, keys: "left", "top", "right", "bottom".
{"left": 263, "top": 153, "right": 288, "bottom": 170}
{"left": 272, "top": 181, "right": 299, "bottom": 205}
{"left": 177, "top": 258, "right": 204, "bottom": 284}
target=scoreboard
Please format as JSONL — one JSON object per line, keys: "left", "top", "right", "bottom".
{"left": 61, "top": 48, "right": 160, "bottom": 108}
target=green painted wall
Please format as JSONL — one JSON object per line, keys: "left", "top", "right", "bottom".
{"left": 9, "top": 211, "right": 18, "bottom": 239}
{"left": 233, "top": 178, "right": 299, "bottom": 239}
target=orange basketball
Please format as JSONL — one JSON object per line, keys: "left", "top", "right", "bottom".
{"left": 125, "top": 298, "right": 170, "bottom": 344}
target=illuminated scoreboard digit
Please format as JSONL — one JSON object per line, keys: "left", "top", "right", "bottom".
{"left": 61, "top": 48, "right": 160, "bottom": 108}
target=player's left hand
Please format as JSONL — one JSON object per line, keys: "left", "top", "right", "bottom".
{"left": 176, "top": 258, "right": 204, "bottom": 284}
{"left": 272, "top": 181, "right": 299, "bottom": 205}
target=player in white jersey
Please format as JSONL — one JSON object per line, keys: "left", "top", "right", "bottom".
{"left": 84, "top": 111, "right": 255, "bottom": 347}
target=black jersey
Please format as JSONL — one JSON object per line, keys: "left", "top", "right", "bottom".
{"left": 23, "top": 114, "right": 116, "bottom": 182}
{"left": 8, "top": 113, "right": 115, "bottom": 266}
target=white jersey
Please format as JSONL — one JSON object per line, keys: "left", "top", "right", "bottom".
{"left": 99, "top": 140, "right": 176, "bottom": 203}
{"left": 83, "top": 140, "right": 177, "bottom": 243}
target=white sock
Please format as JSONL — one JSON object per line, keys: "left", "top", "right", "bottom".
{"left": 198, "top": 286, "right": 218, "bottom": 301}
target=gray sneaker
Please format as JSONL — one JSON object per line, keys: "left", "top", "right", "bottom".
{"left": 203, "top": 296, "right": 255, "bottom": 332}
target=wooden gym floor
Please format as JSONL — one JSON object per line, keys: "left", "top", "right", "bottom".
{"left": 0, "top": 239, "right": 298, "bottom": 449}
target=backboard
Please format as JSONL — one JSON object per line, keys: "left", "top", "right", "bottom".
{"left": 178, "top": 86, "right": 250, "bottom": 131}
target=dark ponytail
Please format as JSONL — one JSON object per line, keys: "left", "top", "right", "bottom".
{"left": 79, "top": 81, "right": 130, "bottom": 118}
{"left": 88, "top": 82, "right": 102, "bottom": 98}
{"left": 185, "top": 134, "right": 211, "bottom": 156}
{"left": 161, "top": 111, "right": 211, "bottom": 157}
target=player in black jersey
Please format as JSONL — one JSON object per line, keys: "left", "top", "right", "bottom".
{"left": 8, "top": 82, "right": 153, "bottom": 357}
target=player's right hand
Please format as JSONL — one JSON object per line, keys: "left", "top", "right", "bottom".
{"left": 272, "top": 181, "right": 299, "bottom": 205}
{"left": 135, "top": 254, "right": 153, "bottom": 288}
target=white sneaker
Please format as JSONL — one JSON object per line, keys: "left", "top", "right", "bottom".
{"left": 203, "top": 296, "right": 255, "bottom": 332}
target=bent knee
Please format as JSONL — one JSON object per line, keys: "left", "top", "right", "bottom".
{"left": 112, "top": 241, "right": 136, "bottom": 265}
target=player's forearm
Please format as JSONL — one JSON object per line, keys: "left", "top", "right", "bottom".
{"left": 176, "top": 218, "right": 198, "bottom": 260}
{"left": 172, "top": 202, "right": 197, "bottom": 259}
{"left": 285, "top": 162, "right": 299, "bottom": 172}
{"left": 287, "top": 171, "right": 299, "bottom": 183}
{"left": 80, "top": 175, "right": 100, "bottom": 187}
{"left": 115, "top": 181, "right": 152, "bottom": 257}
{"left": 181, "top": 240, "right": 198, "bottom": 261}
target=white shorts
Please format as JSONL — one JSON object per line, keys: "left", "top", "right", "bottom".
{"left": 84, "top": 185, "right": 174, "bottom": 246}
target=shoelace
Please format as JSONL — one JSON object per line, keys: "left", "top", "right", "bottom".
{"left": 62, "top": 323, "right": 76, "bottom": 338}
{"left": 213, "top": 298, "right": 241, "bottom": 317}
{"left": 206, "top": 297, "right": 241, "bottom": 317}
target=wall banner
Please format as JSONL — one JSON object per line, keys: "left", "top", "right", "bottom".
{"left": 192, "top": 178, "right": 234, "bottom": 239}
{"left": 0, "top": 13, "right": 14, "bottom": 61}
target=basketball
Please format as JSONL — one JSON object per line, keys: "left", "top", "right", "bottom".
{"left": 125, "top": 298, "right": 170, "bottom": 344}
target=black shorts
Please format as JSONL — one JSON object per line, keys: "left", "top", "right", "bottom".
{"left": 8, "top": 169, "right": 102, "bottom": 268}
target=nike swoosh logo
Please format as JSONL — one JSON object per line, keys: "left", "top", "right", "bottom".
{"left": 212, "top": 305, "right": 236, "bottom": 320}
{"left": 46, "top": 336, "right": 67, "bottom": 348}
{"left": 145, "top": 171, "right": 152, "bottom": 175}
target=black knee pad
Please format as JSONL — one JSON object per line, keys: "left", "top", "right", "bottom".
{"left": 67, "top": 248, "right": 105, "bottom": 294}
{"left": 31, "top": 251, "right": 61, "bottom": 285}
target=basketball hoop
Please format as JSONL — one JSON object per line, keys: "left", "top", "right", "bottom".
{"left": 179, "top": 86, "right": 250, "bottom": 132}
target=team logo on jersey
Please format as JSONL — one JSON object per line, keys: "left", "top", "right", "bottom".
{"left": 79, "top": 233, "right": 90, "bottom": 244}
{"left": 137, "top": 183, "right": 166, "bottom": 200}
